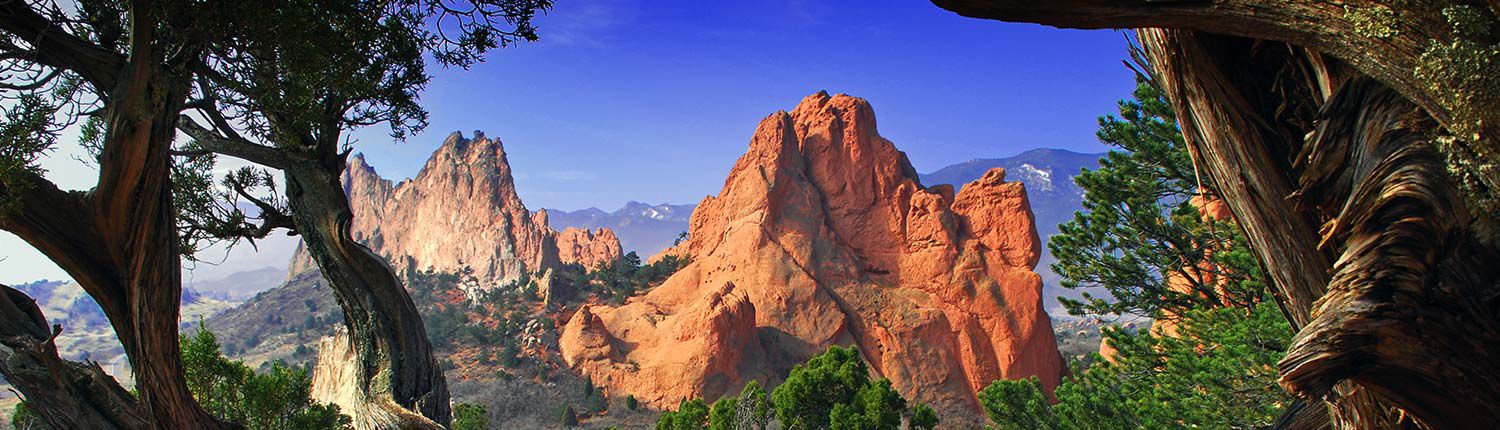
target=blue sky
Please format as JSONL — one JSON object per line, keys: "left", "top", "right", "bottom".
{"left": 2, "top": 0, "right": 1136, "bottom": 283}
{"left": 348, "top": 0, "right": 1135, "bottom": 212}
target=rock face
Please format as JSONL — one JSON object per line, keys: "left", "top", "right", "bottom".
{"left": 555, "top": 227, "right": 624, "bottom": 270}
{"left": 920, "top": 150, "right": 1104, "bottom": 312}
{"left": 560, "top": 92, "right": 1064, "bottom": 424}
{"left": 288, "top": 131, "right": 621, "bottom": 291}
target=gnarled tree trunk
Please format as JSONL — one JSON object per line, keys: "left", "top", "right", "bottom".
{"left": 927, "top": 2, "right": 1500, "bottom": 429}
{"left": 1142, "top": 27, "right": 1500, "bottom": 430}
{"left": 0, "top": 16, "right": 229, "bottom": 428}
{"left": 0, "top": 285, "right": 149, "bottom": 430}
{"left": 284, "top": 154, "right": 450, "bottom": 429}
{"left": 179, "top": 82, "right": 452, "bottom": 430}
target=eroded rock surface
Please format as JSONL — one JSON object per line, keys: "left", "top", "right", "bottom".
{"left": 556, "top": 227, "right": 624, "bottom": 270}
{"left": 560, "top": 92, "right": 1064, "bottom": 424}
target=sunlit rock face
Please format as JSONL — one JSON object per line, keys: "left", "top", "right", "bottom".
{"left": 556, "top": 227, "right": 624, "bottom": 271}
{"left": 287, "top": 131, "right": 619, "bottom": 292}
{"left": 561, "top": 92, "right": 1064, "bottom": 425}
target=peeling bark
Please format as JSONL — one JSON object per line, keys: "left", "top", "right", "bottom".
{"left": 924, "top": 2, "right": 1500, "bottom": 427}
{"left": 1279, "top": 77, "right": 1500, "bottom": 430}
{"left": 1140, "top": 28, "right": 1500, "bottom": 429}
{"left": 0, "top": 285, "right": 149, "bottom": 430}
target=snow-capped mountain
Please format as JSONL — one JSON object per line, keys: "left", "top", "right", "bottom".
{"left": 545, "top": 201, "right": 696, "bottom": 255}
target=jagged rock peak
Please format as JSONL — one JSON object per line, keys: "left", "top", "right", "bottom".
{"left": 288, "top": 130, "right": 621, "bottom": 292}
{"left": 562, "top": 92, "right": 1064, "bottom": 426}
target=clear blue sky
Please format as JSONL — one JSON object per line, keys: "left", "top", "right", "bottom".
{"left": 2, "top": 0, "right": 1137, "bottom": 283}
{"left": 348, "top": 0, "right": 1135, "bottom": 212}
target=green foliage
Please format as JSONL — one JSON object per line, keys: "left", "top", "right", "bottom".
{"left": 655, "top": 399, "right": 709, "bottom": 430}
{"left": 626, "top": 394, "right": 639, "bottom": 411}
{"left": 1050, "top": 77, "right": 1265, "bottom": 319}
{"left": 771, "top": 345, "right": 927, "bottom": 430}
{"left": 771, "top": 346, "right": 869, "bottom": 430}
{"left": 708, "top": 397, "right": 738, "bottom": 430}
{"left": 910, "top": 404, "right": 939, "bottom": 430}
{"left": 657, "top": 347, "right": 928, "bottom": 430}
{"left": 979, "top": 302, "right": 1293, "bottom": 430}
{"left": 10, "top": 400, "right": 48, "bottom": 430}
{"left": 827, "top": 379, "right": 905, "bottom": 430}
{"left": 980, "top": 377, "right": 1060, "bottom": 430}
{"left": 559, "top": 404, "right": 579, "bottom": 428}
{"left": 180, "top": 324, "right": 351, "bottom": 430}
{"left": 0, "top": 94, "right": 58, "bottom": 214}
{"left": 561, "top": 251, "right": 691, "bottom": 305}
{"left": 452, "top": 403, "right": 490, "bottom": 430}
{"left": 733, "top": 381, "right": 772, "bottom": 430}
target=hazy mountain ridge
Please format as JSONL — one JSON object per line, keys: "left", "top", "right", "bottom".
{"left": 545, "top": 202, "right": 696, "bottom": 256}
{"left": 185, "top": 266, "right": 286, "bottom": 301}
{"left": 4, "top": 277, "right": 239, "bottom": 384}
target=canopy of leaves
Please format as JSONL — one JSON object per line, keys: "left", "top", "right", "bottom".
{"left": 180, "top": 324, "right": 352, "bottom": 430}
{"left": 1050, "top": 77, "right": 1265, "bottom": 319}
{"left": 980, "top": 301, "right": 1293, "bottom": 430}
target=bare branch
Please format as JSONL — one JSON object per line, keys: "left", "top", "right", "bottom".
{"left": 176, "top": 116, "right": 290, "bottom": 169}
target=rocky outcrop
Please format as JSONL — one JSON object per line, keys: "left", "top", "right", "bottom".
{"left": 555, "top": 227, "right": 623, "bottom": 270}
{"left": 287, "top": 131, "right": 621, "bottom": 292}
{"left": 559, "top": 92, "right": 1064, "bottom": 424}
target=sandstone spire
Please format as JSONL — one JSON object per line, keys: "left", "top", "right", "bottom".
{"left": 560, "top": 92, "right": 1064, "bottom": 425}
{"left": 289, "top": 131, "right": 621, "bottom": 291}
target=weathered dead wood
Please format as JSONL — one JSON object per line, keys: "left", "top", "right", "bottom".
{"left": 1139, "top": 29, "right": 1426, "bottom": 429}
{"left": 0, "top": 285, "right": 149, "bottom": 430}
{"left": 1280, "top": 78, "right": 1500, "bottom": 430}
{"left": 1138, "top": 29, "right": 1331, "bottom": 329}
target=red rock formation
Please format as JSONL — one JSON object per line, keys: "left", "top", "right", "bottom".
{"left": 288, "top": 131, "right": 621, "bottom": 292}
{"left": 555, "top": 227, "right": 623, "bottom": 270}
{"left": 559, "top": 92, "right": 1064, "bottom": 424}
{"left": 1152, "top": 193, "right": 1235, "bottom": 338}
{"left": 1098, "top": 337, "right": 1119, "bottom": 363}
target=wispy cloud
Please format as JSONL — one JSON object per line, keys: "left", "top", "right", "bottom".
{"left": 539, "top": 0, "right": 639, "bottom": 48}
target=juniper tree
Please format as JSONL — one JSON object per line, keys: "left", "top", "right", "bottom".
{"left": 0, "top": 0, "right": 550, "bottom": 427}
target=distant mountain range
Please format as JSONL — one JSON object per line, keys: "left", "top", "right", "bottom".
{"left": 185, "top": 266, "right": 286, "bottom": 301}
{"left": 920, "top": 148, "right": 1105, "bottom": 310}
{"left": 545, "top": 202, "right": 695, "bottom": 256}
{"left": 7, "top": 278, "right": 239, "bottom": 375}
